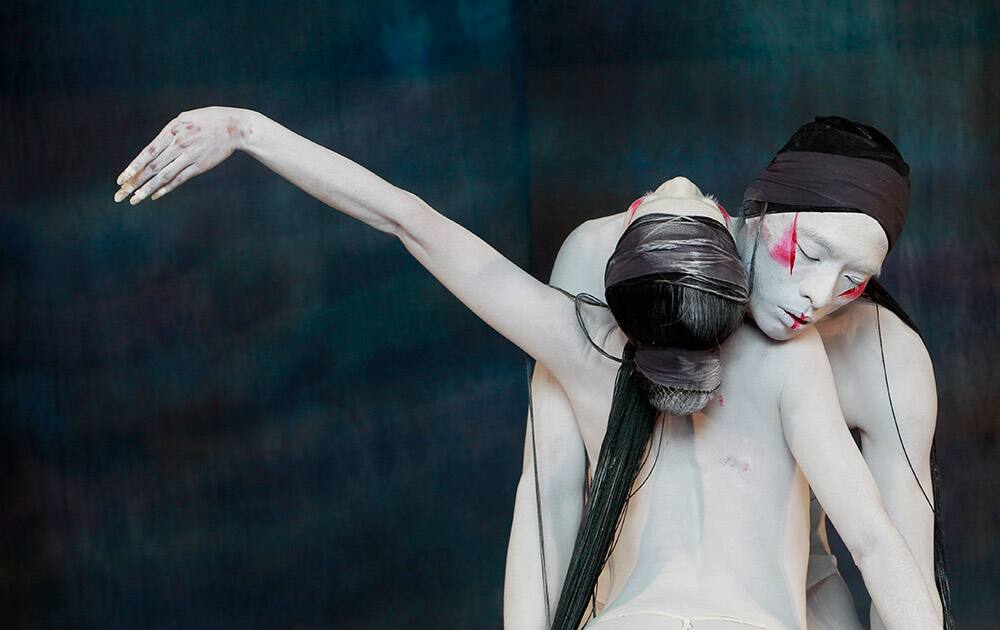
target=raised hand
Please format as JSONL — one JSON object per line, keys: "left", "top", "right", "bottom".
{"left": 114, "top": 106, "right": 251, "bottom": 205}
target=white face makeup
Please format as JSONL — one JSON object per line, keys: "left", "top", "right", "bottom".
{"left": 737, "top": 211, "right": 888, "bottom": 341}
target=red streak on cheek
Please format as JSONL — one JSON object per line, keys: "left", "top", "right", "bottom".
{"left": 768, "top": 212, "right": 799, "bottom": 274}
{"left": 718, "top": 395, "right": 725, "bottom": 407}
{"left": 718, "top": 203, "right": 731, "bottom": 227}
{"left": 838, "top": 278, "right": 869, "bottom": 300}
{"left": 626, "top": 196, "right": 646, "bottom": 223}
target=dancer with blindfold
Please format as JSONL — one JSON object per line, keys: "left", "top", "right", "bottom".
{"left": 113, "top": 110, "right": 943, "bottom": 630}
{"left": 506, "top": 117, "right": 950, "bottom": 629}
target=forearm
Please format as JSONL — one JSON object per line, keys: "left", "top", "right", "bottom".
{"left": 853, "top": 527, "right": 942, "bottom": 629}
{"left": 504, "top": 470, "right": 582, "bottom": 629}
{"left": 239, "top": 109, "right": 414, "bottom": 236}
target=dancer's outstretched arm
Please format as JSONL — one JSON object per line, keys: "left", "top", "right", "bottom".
{"left": 115, "top": 106, "right": 591, "bottom": 386}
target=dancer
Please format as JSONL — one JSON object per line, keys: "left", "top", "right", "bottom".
{"left": 114, "top": 108, "right": 941, "bottom": 629}
{"left": 506, "top": 118, "right": 949, "bottom": 630}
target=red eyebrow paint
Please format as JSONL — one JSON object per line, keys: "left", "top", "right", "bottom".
{"left": 768, "top": 212, "right": 799, "bottom": 274}
{"left": 838, "top": 278, "right": 869, "bottom": 300}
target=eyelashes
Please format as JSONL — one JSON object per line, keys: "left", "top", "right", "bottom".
{"left": 795, "top": 243, "right": 819, "bottom": 262}
{"left": 794, "top": 243, "right": 864, "bottom": 289}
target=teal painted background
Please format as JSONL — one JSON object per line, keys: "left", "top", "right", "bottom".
{"left": 2, "top": 1, "right": 997, "bottom": 628}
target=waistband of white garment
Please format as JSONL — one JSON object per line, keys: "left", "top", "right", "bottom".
{"left": 586, "top": 610, "right": 769, "bottom": 630}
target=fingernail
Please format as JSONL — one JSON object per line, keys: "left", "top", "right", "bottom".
{"left": 114, "top": 189, "right": 128, "bottom": 202}
{"left": 151, "top": 190, "right": 162, "bottom": 200}
{"left": 117, "top": 169, "right": 131, "bottom": 185}
{"left": 130, "top": 191, "right": 146, "bottom": 205}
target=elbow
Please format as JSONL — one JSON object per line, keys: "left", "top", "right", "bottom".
{"left": 841, "top": 513, "right": 893, "bottom": 568}
{"left": 392, "top": 191, "right": 436, "bottom": 249}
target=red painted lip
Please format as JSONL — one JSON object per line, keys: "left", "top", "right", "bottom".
{"left": 782, "top": 308, "right": 810, "bottom": 326}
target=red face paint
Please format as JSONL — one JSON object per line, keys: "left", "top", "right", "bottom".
{"left": 717, "top": 394, "right": 725, "bottom": 407}
{"left": 768, "top": 212, "right": 799, "bottom": 274}
{"left": 837, "top": 278, "right": 869, "bottom": 300}
{"left": 626, "top": 195, "right": 646, "bottom": 223}
{"left": 718, "top": 203, "right": 731, "bottom": 227}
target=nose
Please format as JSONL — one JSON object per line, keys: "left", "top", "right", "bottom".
{"left": 654, "top": 176, "right": 703, "bottom": 198}
{"left": 799, "top": 268, "right": 839, "bottom": 311}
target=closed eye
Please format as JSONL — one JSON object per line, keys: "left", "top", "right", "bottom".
{"left": 796, "top": 243, "right": 819, "bottom": 261}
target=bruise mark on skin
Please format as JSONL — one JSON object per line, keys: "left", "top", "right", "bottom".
{"left": 769, "top": 211, "right": 799, "bottom": 274}
{"left": 719, "top": 456, "right": 750, "bottom": 473}
{"left": 838, "top": 278, "right": 869, "bottom": 300}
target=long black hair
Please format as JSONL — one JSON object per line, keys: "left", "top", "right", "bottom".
{"left": 549, "top": 219, "right": 748, "bottom": 629}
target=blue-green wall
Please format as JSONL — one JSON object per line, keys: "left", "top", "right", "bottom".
{"left": 2, "top": 1, "right": 996, "bottom": 627}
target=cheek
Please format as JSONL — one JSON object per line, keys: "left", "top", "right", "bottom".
{"left": 837, "top": 278, "right": 869, "bottom": 300}
{"left": 767, "top": 213, "right": 799, "bottom": 274}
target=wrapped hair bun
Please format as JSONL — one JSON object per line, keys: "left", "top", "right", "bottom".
{"left": 633, "top": 344, "right": 721, "bottom": 415}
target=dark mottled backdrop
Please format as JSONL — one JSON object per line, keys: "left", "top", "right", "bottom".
{"left": 2, "top": 1, "right": 997, "bottom": 628}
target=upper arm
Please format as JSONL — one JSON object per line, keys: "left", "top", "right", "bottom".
{"left": 856, "top": 330, "right": 939, "bottom": 605}
{"left": 779, "top": 329, "right": 895, "bottom": 559}
{"left": 397, "top": 195, "right": 590, "bottom": 382}
{"left": 521, "top": 218, "right": 613, "bottom": 479}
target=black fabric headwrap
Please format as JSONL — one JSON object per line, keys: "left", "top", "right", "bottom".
{"left": 604, "top": 213, "right": 748, "bottom": 391}
{"left": 742, "top": 150, "right": 911, "bottom": 251}
{"left": 604, "top": 213, "right": 750, "bottom": 304}
{"left": 634, "top": 345, "right": 721, "bottom": 391}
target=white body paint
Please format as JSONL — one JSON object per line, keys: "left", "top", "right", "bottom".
{"left": 504, "top": 180, "right": 942, "bottom": 629}
{"left": 113, "top": 110, "right": 941, "bottom": 630}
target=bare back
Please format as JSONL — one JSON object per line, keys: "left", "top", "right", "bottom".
{"left": 558, "top": 305, "right": 812, "bottom": 629}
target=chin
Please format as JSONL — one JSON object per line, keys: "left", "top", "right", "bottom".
{"left": 762, "top": 323, "right": 796, "bottom": 341}
{"left": 749, "top": 306, "right": 797, "bottom": 342}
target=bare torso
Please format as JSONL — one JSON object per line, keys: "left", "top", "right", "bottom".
{"left": 547, "top": 210, "right": 936, "bottom": 630}
{"left": 561, "top": 304, "right": 811, "bottom": 630}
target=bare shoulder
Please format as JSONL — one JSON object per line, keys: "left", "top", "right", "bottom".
{"left": 556, "top": 213, "right": 626, "bottom": 255}
{"left": 816, "top": 300, "right": 937, "bottom": 434}
{"left": 550, "top": 212, "right": 628, "bottom": 298}
{"left": 719, "top": 322, "right": 827, "bottom": 398}
{"left": 725, "top": 320, "right": 826, "bottom": 368}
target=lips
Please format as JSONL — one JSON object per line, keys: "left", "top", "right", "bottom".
{"left": 781, "top": 308, "right": 810, "bottom": 329}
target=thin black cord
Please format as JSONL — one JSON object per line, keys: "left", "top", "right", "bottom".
{"left": 875, "top": 303, "right": 935, "bottom": 513}
{"left": 525, "top": 356, "right": 553, "bottom": 625}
